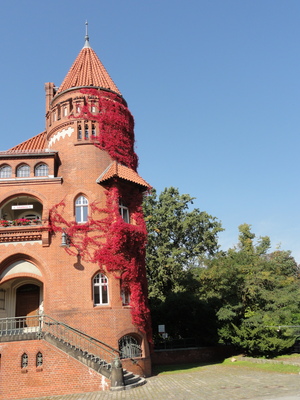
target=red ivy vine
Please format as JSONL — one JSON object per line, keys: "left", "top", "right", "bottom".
{"left": 49, "top": 89, "right": 152, "bottom": 342}
{"left": 75, "top": 88, "right": 138, "bottom": 170}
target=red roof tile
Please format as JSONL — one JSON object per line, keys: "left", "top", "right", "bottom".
{"left": 8, "top": 131, "right": 47, "bottom": 152}
{"left": 97, "top": 162, "right": 150, "bottom": 189}
{"left": 57, "top": 45, "right": 121, "bottom": 95}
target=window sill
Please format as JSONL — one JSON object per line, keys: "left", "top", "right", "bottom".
{"left": 93, "top": 305, "right": 111, "bottom": 309}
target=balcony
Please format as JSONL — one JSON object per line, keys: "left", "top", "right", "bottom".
{"left": 0, "top": 220, "right": 50, "bottom": 246}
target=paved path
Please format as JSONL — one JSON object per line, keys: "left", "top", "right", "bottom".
{"left": 22, "top": 362, "right": 300, "bottom": 400}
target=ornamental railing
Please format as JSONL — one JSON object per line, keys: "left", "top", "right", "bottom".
{"left": 42, "top": 314, "right": 120, "bottom": 365}
{"left": 0, "top": 314, "right": 120, "bottom": 366}
{"left": 0, "top": 314, "right": 41, "bottom": 336}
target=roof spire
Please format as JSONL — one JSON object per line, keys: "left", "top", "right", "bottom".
{"left": 83, "top": 20, "right": 91, "bottom": 49}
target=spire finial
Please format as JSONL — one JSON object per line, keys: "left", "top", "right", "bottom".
{"left": 83, "top": 20, "right": 91, "bottom": 49}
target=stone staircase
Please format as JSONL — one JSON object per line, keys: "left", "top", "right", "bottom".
{"left": 43, "top": 332, "right": 146, "bottom": 391}
{"left": 0, "top": 314, "right": 146, "bottom": 391}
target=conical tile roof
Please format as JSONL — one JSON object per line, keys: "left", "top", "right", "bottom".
{"left": 57, "top": 40, "right": 121, "bottom": 96}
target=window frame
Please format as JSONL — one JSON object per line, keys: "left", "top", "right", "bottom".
{"left": 34, "top": 163, "right": 49, "bottom": 177}
{"left": 119, "top": 201, "right": 130, "bottom": 223}
{"left": 93, "top": 273, "right": 109, "bottom": 306}
{"left": 16, "top": 164, "right": 30, "bottom": 178}
{"left": 75, "top": 195, "right": 88, "bottom": 223}
{"left": 0, "top": 165, "right": 12, "bottom": 178}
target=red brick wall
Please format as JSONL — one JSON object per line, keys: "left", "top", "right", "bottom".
{"left": 0, "top": 339, "right": 110, "bottom": 399}
{"left": 152, "top": 346, "right": 236, "bottom": 366}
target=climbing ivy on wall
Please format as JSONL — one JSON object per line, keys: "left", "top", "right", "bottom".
{"left": 49, "top": 89, "right": 151, "bottom": 341}
{"left": 77, "top": 88, "right": 138, "bottom": 170}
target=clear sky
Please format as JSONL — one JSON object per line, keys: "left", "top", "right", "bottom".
{"left": 0, "top": 0, "right": 300, "bottom": 261}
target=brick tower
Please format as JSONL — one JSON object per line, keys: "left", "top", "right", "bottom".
{"left": 0, "top": 27, "right": 152, "bottom": 399}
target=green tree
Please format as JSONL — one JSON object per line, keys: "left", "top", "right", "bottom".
{"left": 143, "top": 187, "right": 223, "bottom": 301}
{"left": 198, "top": 224, "right": 300, "bottom": 356}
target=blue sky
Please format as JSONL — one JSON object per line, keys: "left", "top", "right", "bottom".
{"left": 1, "top": 1, "right": 300, "bottom": 261}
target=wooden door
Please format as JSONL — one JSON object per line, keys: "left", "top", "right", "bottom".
{"left": 16, "top": 284, "right": 40, "bottom": 327}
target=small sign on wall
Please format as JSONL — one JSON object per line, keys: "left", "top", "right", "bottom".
{"left": 12, "top": 205, "right": 33, "bottom": 210}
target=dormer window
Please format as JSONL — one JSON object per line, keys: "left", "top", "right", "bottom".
{"left": 119, "top": 201, "right": 129, "bottom": 223}
{"left": 16, "top": 164, "right": 30, "bottom": 178}
{"left": 0, "top": 165, "right": 12, "bottom": 178}
{"left": 34, "top": 163, "right": 49, "bottom": 177}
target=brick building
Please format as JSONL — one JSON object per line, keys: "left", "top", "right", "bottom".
{"left": 0, "top": 29, "right": 152, "bottom": 399}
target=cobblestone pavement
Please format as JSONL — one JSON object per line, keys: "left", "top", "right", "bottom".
{"left": 21, "top": 362, "right": 300, "bottom": 400}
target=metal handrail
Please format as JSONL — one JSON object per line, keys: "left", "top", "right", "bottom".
{"left": 42, "top": 314, "right": 120, "bottom": 364}
{"left": 0, "top": 314, "right": 120, "bottom": 366}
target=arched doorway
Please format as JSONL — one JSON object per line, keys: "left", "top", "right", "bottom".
{"left": 15, "top": 284, "right": 40, "bottom": 327}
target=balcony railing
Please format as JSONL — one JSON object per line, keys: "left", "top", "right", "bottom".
{"left": 0, "top": 219, "right": 42, "bottom": 228}
{"left": 0, "top": 315, "right": 41, "bottom": 337}
{"left": 0, "top": 221, "right": 49, "bottom": 245}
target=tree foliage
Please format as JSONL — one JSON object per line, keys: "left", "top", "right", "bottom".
{"left": 197, "top": 224, "right": 300, "bottom": 356}
{"left": 143, "top": 187, "right": 223, "bottom": 301}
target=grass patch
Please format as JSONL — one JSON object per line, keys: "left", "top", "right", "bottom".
{"left": 152, "top": 357, "right": 300, "bottom": 375}
{"left": 222, "top": 358, "right": 300, "bottom": 374}
{"left": 273, "top": 353, "right": 300, "bottom": 360}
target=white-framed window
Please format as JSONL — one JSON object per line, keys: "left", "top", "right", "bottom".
{"left": 0, "top": 165, "right": 12, "bottom": 178}
{"left": 119, "top": 201, "right": 130, "bottom": 223}
{"left": 64, "top": 107, "right": 68, "bottom": 117}
{"left": 34, "top": 163, "right": 49, "bottom": 177}
{"left": 75, "top": 195, "right": 88, "bottom": 223}
{"left": 93, "top": 273, "right": 109, "bottom": 305}
{"left": 16, "top": 164, "right": 30, "bottom": 178}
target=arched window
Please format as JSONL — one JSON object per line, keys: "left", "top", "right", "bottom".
{"left": 119, "top": 201, "right": 129, "bottom": 223}
{"left": 119, "top": 335, "right": 142, "bottom": 359}
{"left": 93, "top": 273, "right": 109, "bottom": 305}
{"left": 16, "top": 164, "right": 30, "bottom": 178}
{"left": 84, "top": 124, "right": 89, "bottom": 140}
{"left": 75, "top": 195, "right": 88, "bottom": 223}
{"left": 121, "top": 286, "right": 130, "bottom": 306}
{"left": 21, "top": 353, "right": 28, "bottom": 368}
{"left": 36, "top": 352, "right": 43, "bottom": 367}
{"left": 0, "top": 165, "right": 12, "bottom": 178}
{"left": 34, "top": 163, "right": 49, "bottom": 177}
{"left": 78, "top": 124, "right": 82, "bottom": 140}
{"left": 91, "top": 123, "right": 96, "bottom": 138}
